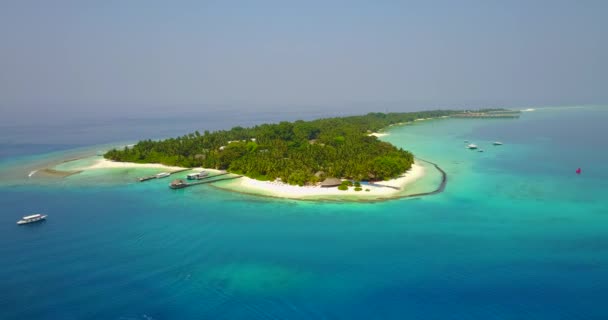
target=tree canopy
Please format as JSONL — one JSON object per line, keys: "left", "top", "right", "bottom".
{"left": 104, "top": 110, "right": 460, "bottom": 185}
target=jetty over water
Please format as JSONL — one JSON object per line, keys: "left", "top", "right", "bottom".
{"left": 170, "top": 172, "right": 242, "bottom": 189}
{"left": 138, "top": 168, "right": 191, "bottom": 182}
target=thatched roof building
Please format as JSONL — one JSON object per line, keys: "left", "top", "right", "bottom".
{"left": 171, "top": 179, "right": 185, "bottom": 186}
{"left": 320, "top": 177, "right": 341, "bottom": 187}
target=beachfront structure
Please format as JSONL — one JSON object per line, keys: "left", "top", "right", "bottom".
{"left": 228, "top": 139, "right": 256, "bottom": 144}
{"left": 321, "top": 178, "right": 341, "bottom": 188}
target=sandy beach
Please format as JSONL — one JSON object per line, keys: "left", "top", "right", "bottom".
{"left": 79, "top": 158, "right": 188, "bottom": 171}
{"left": 368, "top": 132, "right": 389, "bottom": 137}
{"left": 215, "top": 162, "right": 425, "bottom": 199}
{"left": 36, "top": 168, "right": 83, "bottom": 178}
{"left": 75, "top": 158, "right": 229, "bottom": 176}
{"left": 30, "top": 158, "right": 192, "bottom": 179}
{"left": 38, "top": 156, "right": 427, "bottom": 200}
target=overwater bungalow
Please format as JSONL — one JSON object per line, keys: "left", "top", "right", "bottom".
{"left": 170, "top": 179, "right": 188, "bottom": 189}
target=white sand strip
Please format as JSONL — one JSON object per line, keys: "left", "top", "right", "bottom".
{"left": 368, "top": 132, "right": 389, "bottom": 137}
{"left": 78, "top": 158, "right": 187, "bottom": 171}
{"left": 217, "top": 162, "right": 425, "bottom": 199}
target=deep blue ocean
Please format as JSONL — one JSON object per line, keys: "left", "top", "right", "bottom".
{"left": 1, "top": 106, "right": 607, "bottom": 319}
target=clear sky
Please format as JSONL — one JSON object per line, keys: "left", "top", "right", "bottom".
{"left": 1, "top": 0, "right": 606, "bottom": 118}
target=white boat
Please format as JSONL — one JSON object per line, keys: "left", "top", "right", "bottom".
{"left": 493, "top": 141, "right": 503, "bottom": 146}
{"left": 155, "top": 172, "right": 171, "bottom": 178}
{"left": 17, "top": 214, "right": 47, "bottom": 225}
{"left": 187, "top": 171, "right": 209, "bottom": 180}
{"left": 467, "top": 144, "right": 478, "bottom": 149}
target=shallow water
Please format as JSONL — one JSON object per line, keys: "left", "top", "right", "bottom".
{"left": 1, "top": 107, "right": 607, "bottom": 319}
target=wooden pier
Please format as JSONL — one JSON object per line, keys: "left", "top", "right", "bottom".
{"left": 170, "top": 172, "right": 242, "bottom": 189}
{"left": 138, "top": 168, "right": 191, "bottom": 182}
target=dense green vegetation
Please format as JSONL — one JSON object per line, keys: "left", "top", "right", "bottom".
{"left": 104, "top": 110, "right": 460, "bottom": 184}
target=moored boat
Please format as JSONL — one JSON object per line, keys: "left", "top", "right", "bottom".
{"left": 187, "top": 171, "right": 209, "bottom": 180}
{"left": 493, "top": 141, "right": 503, "bottom": 145}
{"left": 156, "top": 172, "right": 171, "bottom": 178}
{"left": 467, "top": 144, "right": 478, "bottom": 149}
{"left": 17, "top": 214, "right": 47, "bottom": 225}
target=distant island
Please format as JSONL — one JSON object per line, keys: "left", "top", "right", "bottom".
{"left": 104, "top": 109, "right": 517, "bottom": 188}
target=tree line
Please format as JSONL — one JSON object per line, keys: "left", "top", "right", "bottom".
{"left": 104, "top": 110, "right": 461, "bottom": 185}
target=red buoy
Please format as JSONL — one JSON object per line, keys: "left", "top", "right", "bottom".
{"left": 576, "top": 168, "right": 582, "bottom": 174}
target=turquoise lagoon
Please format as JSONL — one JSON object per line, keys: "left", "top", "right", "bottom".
{"left": 1, "top": 107, "right": 607, "bottom": 319}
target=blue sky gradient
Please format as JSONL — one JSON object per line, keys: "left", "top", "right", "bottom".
{"left": 1, "top": 0, "right": 606, "bottom": 118}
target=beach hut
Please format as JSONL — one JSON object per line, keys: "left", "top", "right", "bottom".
{"left": 321, "top": 178, "right": 341, "bottom": 188}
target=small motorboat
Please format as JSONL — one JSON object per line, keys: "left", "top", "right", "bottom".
{"left": 467, "top": 144, "right": 478, "bottom": 149}
{"left": 17, "top": 214, "right": 47, "bottom": 225}
{"left": 493, "top": 141, "right": 503, "bottom": 146}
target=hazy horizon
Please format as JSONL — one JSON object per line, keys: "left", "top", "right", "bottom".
{"left": 1, "top": 1, "right": 607, "bottom": 120}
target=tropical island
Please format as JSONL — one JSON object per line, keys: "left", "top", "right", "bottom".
{"left": 105, "top": 111, "right": 450, "bottom": 182}
{"left": 102, "top": 109, "right": 517, "bottom": 199}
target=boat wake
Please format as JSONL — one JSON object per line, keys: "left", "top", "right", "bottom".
{"left": 28, "top": 170, "right": 38, "bottom": 178}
